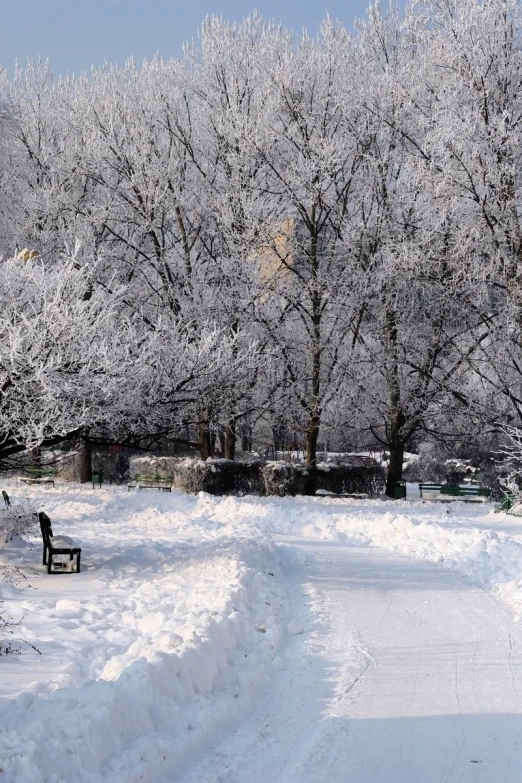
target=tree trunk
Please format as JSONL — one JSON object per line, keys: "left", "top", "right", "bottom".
{"left": 225, "top": 418, "right": 236, "bottom": 460}
{"left": 385, "top": 439, "right": 404, "bottom": 497}
{"left": 198, "top": 419, "right": 213, "bottom": 460}
{"left": 385, "top": 411, "right": 406, "bottom": 497}
{"left": 305, "top": 211, "right": 321, "bottom": 472}
{"left": 217, "top": 427, "right": 225, "bottom": 458}
{"left": 383, "top": 294, "right": 406, "bottom": 498}
{"left": 240, "top": 424, "right": 252, "bottom": 453}
{"left": 305, "top": 415, "right": 320, "bottom": 468}
{"left": 79, "top": 439, "right": 92, "bottom": 483}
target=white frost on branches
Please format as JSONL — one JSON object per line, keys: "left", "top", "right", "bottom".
{"left": 0, "top": 2, "right": 522, "bottom": 479}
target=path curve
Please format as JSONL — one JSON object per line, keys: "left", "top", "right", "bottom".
{"left": 173, "top": 536, "right": 522, "bottom": 783}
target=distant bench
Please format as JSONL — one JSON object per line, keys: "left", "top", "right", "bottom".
{"left": 419, "top": 483, "right": 492, "bottom": 502}
{"left": 494, "top": 491, "right": 522, "bottom": 515}
{"left": 20, "top": 467, "right": 57, "bottom": 487}
{"left": 128, "top": 474, "right": 173, "bottom": 492}
{"left": 39, "top": 512, "right": 81, "bottom": 574}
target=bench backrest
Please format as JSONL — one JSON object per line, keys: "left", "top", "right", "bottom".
{"left": 136, "top": 474, "right": 173, "bottom": 485}
{"left": 27, "top": 467, "right": 56, "bottom": 477}
{"left": 39, "top": 512, "right": 53, "bottom": 545}
{"left": 440, "top": 485, "right": 490, "bottom": 496}
{"left": 440, "top": 485, "right": 461, "bottom": 494}
{"left": 421, "top": 482, "right": 490, "bottom": 493}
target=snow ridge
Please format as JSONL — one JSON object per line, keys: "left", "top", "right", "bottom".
{"left": 0, "top": 489, "right": 286, "bottom": 783}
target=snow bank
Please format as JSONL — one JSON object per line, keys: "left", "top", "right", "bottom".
{"left": 204, "top": 494, "right": 522, "bottom": 618}
{"left": 0, "top": 487, "right": 286, "bottom": 783}
{"left": 3, "top": 483, "right": 522, "bottom": 782}
{"left": 331, "top": 510, "right": 522, "bottom": 616}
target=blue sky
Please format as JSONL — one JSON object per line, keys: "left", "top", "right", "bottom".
{"left": 1, "top": 1, "right": 381, "bottom": 75}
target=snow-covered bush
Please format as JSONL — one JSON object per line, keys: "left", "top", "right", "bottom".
{"left": 150, "top": 458, "right": 265, "bottom": 497}
{"left": 0, "top": 499, "right": 38, "bottom": 543}
{"left": 0, "top": 566, "right": 40, "bottom": 656}
{"left": 131, "top": 456, "right": 386, "bottom": 497}
{"left": 316, "top": 462, "right": 385, "bottom": 496}
{"left": 261, "top": 462, "right": 310, "bottom": 497}
{"left": 495, "top": 428, "right": 522, "bottom": 502}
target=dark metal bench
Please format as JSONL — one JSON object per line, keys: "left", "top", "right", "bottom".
{"left": 39, "top": 512, "right": 81, "bottom": 574}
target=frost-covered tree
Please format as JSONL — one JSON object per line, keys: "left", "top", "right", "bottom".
{"left": 0, "top": 245, "right": 258, "bottom": 464}
{"left": 413, "top": 0, "right": 522, "bottom": 430}
{"left": 241, "top": 19, "right": 374, "bottom": 470}
{"left": 340, "top": 2, "right": 503, "bottom": 494}
{"left": 0, "top": 251, "right": 137, "bottom": 462}
{"left": 177, "top": 17, "right": 271, "bottom": 458}
{"left": 4, "top": 4, "right": 522, "bottom": 489}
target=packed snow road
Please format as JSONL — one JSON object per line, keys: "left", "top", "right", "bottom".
{"left": 177, "top": 535, "right": 522, "bottom": 783}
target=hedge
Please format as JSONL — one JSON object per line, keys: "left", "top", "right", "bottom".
{"left": 129, "top": 456, "right": 385, "bottom": 497}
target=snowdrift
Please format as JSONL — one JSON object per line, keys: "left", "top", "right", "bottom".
{"left": 0, "top": 488, "right": 286, "bottom": 783}
{"left": 1, "top": 484, "right": 522, "bottom": 782}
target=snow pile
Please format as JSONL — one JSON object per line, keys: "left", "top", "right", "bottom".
{"left": 4, "top": 483, "right": 522, "bottom": 781}
{"left": 207, "top": 494, "right": 522, "bottom": 618}
{"left": 0, "top": 487, "right": 286, "bottom": 783}
{"left": 331, "top": 510, "right": 522, "bottom": 616}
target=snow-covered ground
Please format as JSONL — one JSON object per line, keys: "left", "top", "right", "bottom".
{"left": 1, "top": 483, "right": 522, "bottom": 781}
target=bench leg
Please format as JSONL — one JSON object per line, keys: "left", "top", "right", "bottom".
{"left": 76, "top": 551, "right": 81, "bottom": 573}
{"left": 43, "top": 544, "right": 47, "bottom": 566}
{"left": 47, "top": 552, "right": 52, "bottom": 574}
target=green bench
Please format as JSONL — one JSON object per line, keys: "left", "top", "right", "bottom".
{"left": 494, "top": 491, "right": 522, "bottom": 515}
{"left": 128, "top": 474, "right": 173, "bottom": 492}
{"left": 20, "top": 467, "right": 57, "bottom": 487}
{"left": 419, "top": 483, "right": 491, "bottom": 501}
{"left": 419, "top": 483, "right": 444, "bottom": 498}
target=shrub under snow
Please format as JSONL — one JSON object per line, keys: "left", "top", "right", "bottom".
{"left": 0, "top": 500, "right": 38, "bottom": 543}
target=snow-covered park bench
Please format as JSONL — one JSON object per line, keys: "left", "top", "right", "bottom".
{"left": 39, "top": 512, "right": 81, "bottom": 574}
{"left": 419, "top": 482, "right": 491, "bottom": 502}
{"left": 20, "top": 467, "right": 57, "bottom": 487}
{"left": 128, "top": 474, "right": 173, "bottom": 492}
